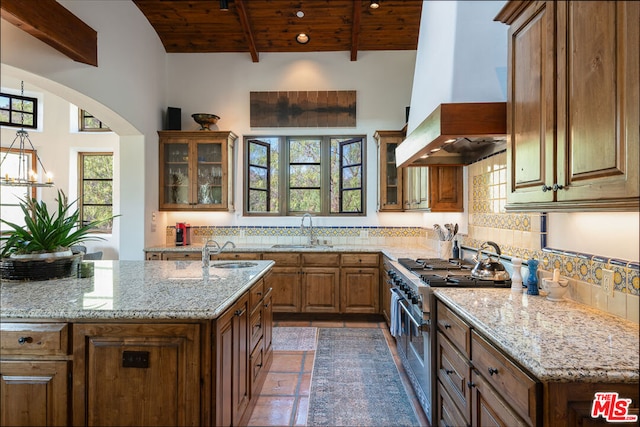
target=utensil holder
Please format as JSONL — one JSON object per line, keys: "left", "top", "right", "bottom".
{"left": 438, "top": 241, "right": 452, "bottom": 259}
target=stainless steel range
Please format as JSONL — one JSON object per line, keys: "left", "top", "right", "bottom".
{"left": 385, "top": 257, "right": 511, "bottom": 424}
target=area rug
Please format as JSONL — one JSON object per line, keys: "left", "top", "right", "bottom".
{"left": 307, "top": 328, "right": 419, "bottom": 426}
{"left": 272, "top": 327, "right": 318, "bottom": 351}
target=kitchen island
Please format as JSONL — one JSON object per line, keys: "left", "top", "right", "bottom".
{"left": 433, "top": 288, "right": 639, "bottom": 426}
{"left": 0, "top": 260, "right": 275, "bottom": 426}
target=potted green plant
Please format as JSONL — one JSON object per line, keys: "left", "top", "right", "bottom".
{"left": 0, "top": 190, "right": 117, "bottom": 281}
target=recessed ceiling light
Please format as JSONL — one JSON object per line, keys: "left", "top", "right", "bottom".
{"left": 296, "top": 11, "right": 304, "bottom": 18}
{"left": 296, "top": 33, "right": 310, "bottom": 44}
{"left": 444, "top": 138, "right": 456, "bottom": 144}
{"left": 430, "top": 147, "right": 441, "bottom": 153}
{"left": 370, "top": 1, "right": 380, "bottom": 9}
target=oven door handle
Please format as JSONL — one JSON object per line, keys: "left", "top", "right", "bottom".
{"left": 398, "top": 299, "right": 429, "bottom": 331}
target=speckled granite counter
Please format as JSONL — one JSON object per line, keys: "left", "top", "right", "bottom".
{"left": 145, "top": 243, "right": 435, "bottom": 262}
{"left": 434, "top": 288, "right": 639, "bottom": 383}
{"left": 0, "top": 260, "right": 274, "bottom": 320}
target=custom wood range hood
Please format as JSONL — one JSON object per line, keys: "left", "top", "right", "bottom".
{"left": 396, "top": 102, "right": 507, "bottom": 167}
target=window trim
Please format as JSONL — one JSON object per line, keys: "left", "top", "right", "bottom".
{"left": 243, "top": 135, "right": 366, "bottom": 217}
{"left": 78, "top": 152, "right": 114, "bottom": 234}
{"left": 0, "top": 92, "right": 38, "bottom": 129}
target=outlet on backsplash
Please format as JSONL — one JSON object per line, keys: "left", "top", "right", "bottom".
{"left": 602, "top": 269, "right": 614, "bottom": 297}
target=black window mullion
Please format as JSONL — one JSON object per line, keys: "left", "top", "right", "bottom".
{"left": 248, "top": 139, "right": 272, "bottom": 212}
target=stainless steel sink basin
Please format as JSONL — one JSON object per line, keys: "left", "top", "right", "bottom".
{"left": 212, "top": 262, "right": 259, "bottom": 269}
{"left": 271, "top": 244, "right": 333, "bottom": 249}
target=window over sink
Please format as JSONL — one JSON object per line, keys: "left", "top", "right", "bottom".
{"left": 244, "top": 135, "right": 366, "bottom": 216}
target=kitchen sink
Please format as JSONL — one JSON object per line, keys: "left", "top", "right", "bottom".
{"left": 271, "top": 244, "right": 333, "bottom": 249}
{"left": 212, "top": 262, "right": 258, "bottom": 269}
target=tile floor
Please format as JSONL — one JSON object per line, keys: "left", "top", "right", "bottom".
{"left": 246, "top": 319, "right": 429, "bottom": 427}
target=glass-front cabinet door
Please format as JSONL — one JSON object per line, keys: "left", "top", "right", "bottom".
{"left": 159, "top": 131, "right": 237, "bottom": 211}
{"left": 374, "top": 130, "right": 404, "bottom": 211}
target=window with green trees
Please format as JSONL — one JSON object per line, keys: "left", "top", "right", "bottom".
{"left": 245, "top": 135, "right": 365, "bottom": 216}
{"left": 0, "top": 92, "right": 37, "bottom": 129}
{"left": 79, "top": 152, "right": 113, "bottom": 232}
{"left": 79, "top": 109, "right": 110, "bottom": 131}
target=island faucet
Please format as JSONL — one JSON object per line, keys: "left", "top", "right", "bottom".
{"left": 300, "top": 213, "right": 316, "bottom": 246}
{"left": 202, "top": 239, "right": 237, "bottom": 269}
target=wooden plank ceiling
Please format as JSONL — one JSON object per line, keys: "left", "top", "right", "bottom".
{"left": 133, "top": 0, "right": 422, "bottom": 62}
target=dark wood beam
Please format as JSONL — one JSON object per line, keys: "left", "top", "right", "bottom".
{"left": 235, "top": 0, "right": 259, "bottom": 63}
{"left": 1, "top": 0, "right": 97, "bottom": 67}
{"left": 350, "top": 0, "right": 362, "bottom": 61}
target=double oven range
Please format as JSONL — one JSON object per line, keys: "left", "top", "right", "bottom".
{"left": 385, "top": 257, "right": 511, "bottom": 423}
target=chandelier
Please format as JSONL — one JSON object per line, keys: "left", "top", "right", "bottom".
{"left": 0, "top": 81, "right": 54, "bottom": 188}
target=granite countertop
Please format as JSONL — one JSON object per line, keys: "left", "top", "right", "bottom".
{"left": 144, "top": 243, "right": 435, "bottom": 261}
{"left": 434, "top": 288, "right": 640, "bottom": 384}
{"left": 0, "top": 260, "right": 274, "bottom": 321}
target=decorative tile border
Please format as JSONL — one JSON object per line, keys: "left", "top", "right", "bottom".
{"left": 171, "top": 225, "right": 426, "bottom": 239}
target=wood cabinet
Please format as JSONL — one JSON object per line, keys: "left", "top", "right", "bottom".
{"left": 264, "top": 253, "right": 302, "bottom": 312}
{"left": 435, "top": 296, "right": 639, "bottom": 427}
{"left": 340, "top": 253, "right": 380, "bottom": 313}
{"left": 159, "top": 130, "right": 237, "bottom": 211}
{"left": 145, "top": 250, "right": 382, "bottom": 315}
{"left": 215, "top": 293, "right": 249, "bottom": 427}
{"left": 435, "top": 300, "right": 537, "bottom": 427}
{"left": 0, "top": 323, "right": 70, "bottom": 427}
{"left": 380, "top": 257, "right": 393, "bottom": 325}
{"left": 374, "top": 130, "right": 405, "bottom": 211}
{"left": 497, "top": 1, "right": 639, "bottom": 211}
{"left": 72, "top": 322, "right": 201, "bottom": 426}
{"left": 375, "top": 130, "right": 464, "bottom": 212}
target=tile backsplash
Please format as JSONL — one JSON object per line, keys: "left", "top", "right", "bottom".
{"left": 462, "top": 151, "right": 638, "bottom": 324}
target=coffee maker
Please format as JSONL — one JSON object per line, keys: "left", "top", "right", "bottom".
{"left": 175, "top": 222, "right": 191, "bottom": 246}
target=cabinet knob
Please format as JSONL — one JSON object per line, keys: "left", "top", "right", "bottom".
{"left": 553, "top": 183, "right": 564, "bottom": 191}
{"left": 234, "top": 308, "right": 246, "bottom": 317}
{"left": 467, "top": 381, "right": 476, "bottom": 389}
{"left": 17, "top": 336, "right": 33, "bottom": 345}
{"left": 488, "top": 367, "right": 499, "bottom": 376}
{"left": 541, "top": 184, "right": 553, "bottom": 192}
{"left": 445, "top": 369, "right": 454, "bottom": 375}
{"left": 443, "top": 323, "right": 451, "bottom": 329}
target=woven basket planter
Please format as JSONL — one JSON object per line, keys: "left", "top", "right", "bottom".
{"left": 1, "top": 252, "right": 83, "bottom": 281}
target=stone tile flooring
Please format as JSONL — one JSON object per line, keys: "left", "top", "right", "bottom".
{"left": 246, "top": 319, "right": 429, "bottom": 426}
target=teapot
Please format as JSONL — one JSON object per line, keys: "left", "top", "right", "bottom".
{"left": 471, "top": 241, "right": 510, "bottom": 281}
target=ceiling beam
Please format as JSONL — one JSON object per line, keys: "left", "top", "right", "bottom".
{"left": 235, "top": 0, "right": 259, "bottom": 63}
{"left": 1, "top": 0, "right": 97, "bottom": 66}
{"left": 350, "top": 0, "right": 362, "bottom": 61}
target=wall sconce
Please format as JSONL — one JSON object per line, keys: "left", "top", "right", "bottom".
{"left": 296, "top": 33, "right": 310, "bottom": 44}
{"left": 220, "top": 0, "right": 229, "bottom": 11}
{"left": 370, "top": 1, "right": 380, "bottom": 9}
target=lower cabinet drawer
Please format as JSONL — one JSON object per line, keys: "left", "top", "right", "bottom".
{"left": 437, "top": 380, "right": 468, "bottom": 427}
{"left": 0, "top": 323, "right": 69, "bottom": 356}
{"left": 301, "top": 253, "right": 340, "bottom": 266}
{"left": 250, "top": 309, "right": 263, "bottom": 353}
{"left": 437, "top": 331, "right": 471, "bottom": 423}
{"left": 341, "top": 253, "right": 379, "bottom": 267}
{"left": 437, "top": 301, "right": 471, "bottom": 357}
{"left": 250, "top": 339, "right": 264, "bottom": 388}
{"left": 471, "top": 331, "right": 539, "bottom": 426}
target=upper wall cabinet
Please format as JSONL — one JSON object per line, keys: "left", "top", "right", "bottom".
{"left": 374, "top": 130, "right": 404, "bottom": 211}
{"left": 497, "top": 1, "right": 639, "bottom": 211}
{"left": 158, "top": 131, "right": 237, "bottom": 211}
{"left": 374, "top": 130, "right": 464, "bottom": 213}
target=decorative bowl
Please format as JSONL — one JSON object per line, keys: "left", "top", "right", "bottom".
{"left": 541, "top": 278, "right": 569, "bottom": 301}
{"left": 191, "top": 113, "right": 220, "bottom": 130}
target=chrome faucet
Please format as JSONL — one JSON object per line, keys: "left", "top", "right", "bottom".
{"left": 202, "top": 239, "right": 220, "bottom": 268}
{"left": 300, "top": 213, "right": 316, "bottom": 246}
{"left": 202, "top": 239, "right": 236, "bottom": 269}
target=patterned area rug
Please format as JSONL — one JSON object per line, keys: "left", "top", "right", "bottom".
{"left": 308, "top": 328, "right": 419, "bottom": 426}
{"left": 272, "top": 327, "right": 318, "bottom": 351}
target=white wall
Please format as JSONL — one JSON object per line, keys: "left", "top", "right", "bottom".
{"left": 1, "top": 76, "right": 120, "bottom": 258}
{"left": 162, "top": 50, "right": 422, "bottom": 229}
{"left": 407, "top": 1, "right": 508, "bottom": 134}
{"left": 1, "top": 0, "right": 168, "bottom": 259}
